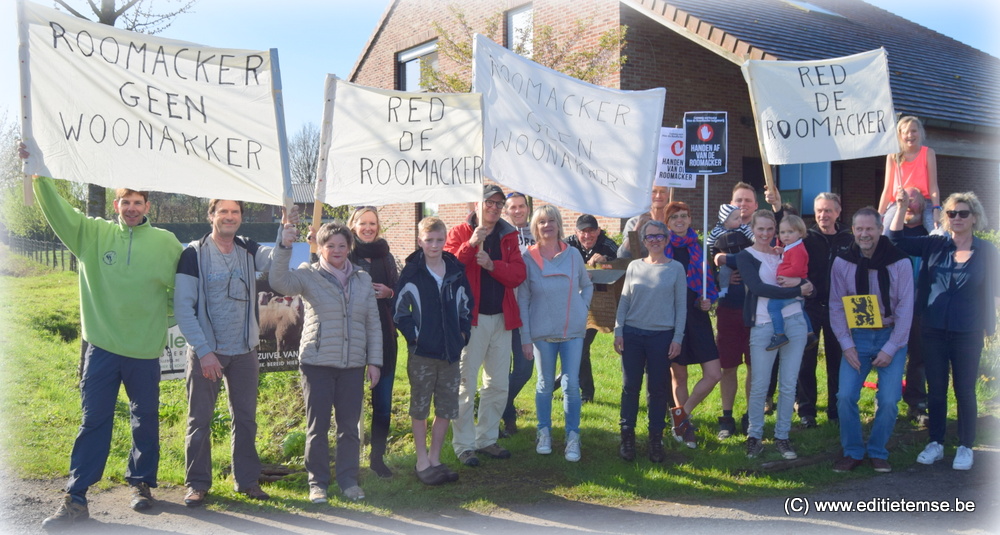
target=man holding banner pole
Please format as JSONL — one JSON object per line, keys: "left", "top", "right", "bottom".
{"left": 445, "top": 184, "right": 527, "bottom": 467}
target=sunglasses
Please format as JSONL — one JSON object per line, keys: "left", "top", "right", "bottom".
{"left": 946, "top": 210, "right": 971, "bottom": 219}
{"left": 643, "top": 234, "right": 667, "bottom": 242}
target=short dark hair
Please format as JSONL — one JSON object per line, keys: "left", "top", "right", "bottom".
{"left": 115, "top": 188, "right": 149, "bottom": 203}
{"left": 207, "top": 199, "right": 244, "bottom": 219}
{"left": 852, "top": 206, "right": 883, "bottom": 228}
{"left": 316, "top": 221, "right": 353, "bottom": 248}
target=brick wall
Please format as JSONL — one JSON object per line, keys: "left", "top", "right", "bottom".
{"left": 353, "top": 0, "right": 999, "bottom": 255}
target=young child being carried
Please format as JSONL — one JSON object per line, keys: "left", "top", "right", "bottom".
{"left": 767, "top": 214, "right": 819, "bottom": 351}
{"left": 394, "top": 217, "right": 473, "bottom": 486}
{"left": 706, "top": 204, "right": 752, "bottom": 298}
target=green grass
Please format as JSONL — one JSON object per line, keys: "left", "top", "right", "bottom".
{"left": 1, "top": 246, "right": 998, "bottom": 515}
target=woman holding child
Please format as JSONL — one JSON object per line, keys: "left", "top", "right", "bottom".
{"left": 270, "top": 222, "right": 382, "bottom": 504}
{"left": 517, "top": 205, "right": 593, "bottom": 462}
{"left": 734, "top": 210, "right": 813, "bottom": 461}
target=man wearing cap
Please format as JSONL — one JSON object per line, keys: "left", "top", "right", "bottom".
{"left": 565, "top": 214, "right": 618, "bottom": 402}
{"left": 445, "top": 184, "right": 527, "bottom": 466}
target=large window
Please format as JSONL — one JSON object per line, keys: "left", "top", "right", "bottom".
{"left": 506, "top": 4, "right": 533, "bottom": 57}
{"left": 777, "top": 162, "right": 831, "bottom": 215}
{"left": 397, "top": 41, "right": 438, "bottom": 92}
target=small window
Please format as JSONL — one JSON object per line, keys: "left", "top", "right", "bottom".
{"left": 397, "top": 41, "right": 438, "bottom": 92}
{"left": 507, "top": 4, "right": 533, "bottom": 58}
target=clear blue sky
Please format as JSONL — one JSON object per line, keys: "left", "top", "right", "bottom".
{"left": 3, "top": 0, "right": 998, "bottom": 135}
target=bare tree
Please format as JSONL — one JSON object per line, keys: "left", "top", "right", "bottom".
{"left": 53, "top": 0, "right": 197, "bottom": 217}
{"left": 288, "top": 123, "right": 321, "bottom": 184}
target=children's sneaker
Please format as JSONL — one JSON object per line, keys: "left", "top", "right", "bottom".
{"left": 745, "top": 436, "right": 764, "bottom": 458}
{"left": 41, "top": 495, "right": 89, "bottom": 528}
{"left": 766, "top": 334, "right": 789, "bottom": 351}
{"left": 775, "top": 438, "right": 797, "bottom": 459}
{"left": 916, "top": 441, "right": 944, "bottom": 465}
{"left": 952, "top": 446, "right": 974, "bottom": 470}
{"left": 564, "top": 431, "right": 581, "bottom": 462}
{"left": 536, "top": 427, "right": 552, "bottom": 454}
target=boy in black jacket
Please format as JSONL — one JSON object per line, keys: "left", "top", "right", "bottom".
{"left": 394, "top": 217, "right": 473, "bottom": 486}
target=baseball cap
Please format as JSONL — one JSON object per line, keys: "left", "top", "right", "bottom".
{"left": 576, "top": 214, "right": 599, "bottom": 231}
{"left": 483, "top": 184, "right": 504, "bottom": 200}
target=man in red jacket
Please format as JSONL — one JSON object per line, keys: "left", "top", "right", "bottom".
{"left": 445, "top": 184, "right": 527, "bottom": 467}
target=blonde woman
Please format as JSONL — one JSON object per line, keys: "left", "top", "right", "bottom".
{"left": 878, "top": 116, "right": 940, "bottom": 233}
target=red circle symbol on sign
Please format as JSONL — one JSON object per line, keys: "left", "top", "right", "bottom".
{"left": 670, "top": 140, "right": 684, "bottom": 156}
{"left": 697, "top": 124, "right": 714, "bottom": 142}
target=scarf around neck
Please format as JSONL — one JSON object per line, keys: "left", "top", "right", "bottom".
{"left": 351, "top": 236, "right": 392, "bottom": 287}
{"left": 839, "top": 236, "right": 908, "bottom": 316}
{"left": 319, "top": 256, "right": 353, "bottom": 295}
{"left": 665, "top": 228, "right": 717, "bottom": 302}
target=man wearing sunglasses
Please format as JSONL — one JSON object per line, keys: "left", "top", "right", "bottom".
{"left": 445, "top": 184, "right": 527, "bottom": 467}
{"left": 174, "top": 200, "right": 299, "bottom": 506}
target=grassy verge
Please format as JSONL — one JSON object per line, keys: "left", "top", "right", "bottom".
{"left": 1, "top": 246, "right": 997, "bottom": 514}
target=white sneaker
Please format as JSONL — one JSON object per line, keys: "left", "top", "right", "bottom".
{"left": 952, "top": 446, "right": 974, "bottom": 470}
{"left": 536, "top": 427, "right": 552, "bottom": 455}
{"left": 565, "top": 431, "right": 581, "bottom": 462}
{"left": 916, "top": 441, "right": 944, "bottom": 465}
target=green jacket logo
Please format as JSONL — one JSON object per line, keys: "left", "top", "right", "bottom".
{"left": 103, "top": 251, "right": 117, "bottom": 265}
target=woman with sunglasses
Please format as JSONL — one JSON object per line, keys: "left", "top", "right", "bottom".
{"left": 346, "top": 207, "right": 400, "bottom": 479}
{"left": 660, "top": 202, "right": 722, "bottom": 450}
{"left": 889, "top": 190, "right": 999, "bottom": 471}
{"left": 613, "top": 220, "right": 687, "bottom": 462}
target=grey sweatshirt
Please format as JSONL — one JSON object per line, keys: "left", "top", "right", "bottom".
{"left": 614, "top": 259, "right": 687, "bottom": 344}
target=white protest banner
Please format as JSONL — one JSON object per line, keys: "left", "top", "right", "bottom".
{"left": 18, "top": 1, "right": 289, "bottom": 205}
{"left": 316, "top": 77, "right": 483, "bottom": 207}
{"left": 741, "top": 48, "right": 897, "bottom": 165}
{"left": 654, "top": 127, "right": 696, "bottom": 188}
{"left": 473, "top": 34, "right": 665, "bottom": 218}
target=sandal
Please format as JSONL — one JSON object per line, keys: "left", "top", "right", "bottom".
{"left": 184, "top": 488, "right": 207, "bottom": 507}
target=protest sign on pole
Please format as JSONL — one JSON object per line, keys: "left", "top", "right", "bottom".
{"left": 473, "top": 34, "right": 665, "bottom": 218}
{"left": 741, "top": 48, "right": 897, "bottom": 166}
{"left": 683, "top": 111, "right": 728, "bottom": 299}
{"left": 17, "top": 0, "right": 290, "bottom": 205}
{"left": 316, "top": 77, "right": 484, "bottom": 207}
{"left": 654, "top": 127, "right": 696, "bottom": 189}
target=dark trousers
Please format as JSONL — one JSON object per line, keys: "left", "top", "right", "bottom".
{"left": 796, "top": 304, "right": 842, "bottom": 420}
{"left": 922, "top": 327, "right": 983, "bottom": 447}
{"left": 502, "top": 327, "right": 534, "bottom": 423}
{"left": 579, "top": 328, "right": 598, "bottom": 401}
{"left": 300, "top": 364, "right": 365, "bottom": 491}
{"left": 370, "top": 327, "right": 398, "bottom": 457}
{"left": 619, "top": 327, "right": 673, "bottom": 434}
{"left": 67, "top": 345, "right": 161, "bottom": 499}
{"left": 902, "top": 314, "right": 927, "bottom": 410}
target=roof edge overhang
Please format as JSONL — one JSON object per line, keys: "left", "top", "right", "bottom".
{"left": 348, "top": 0, "right": 398, "bottom": 81}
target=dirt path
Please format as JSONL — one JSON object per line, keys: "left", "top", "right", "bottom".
{"left": 1, "top": 438, "right": 996, "bottom": 535}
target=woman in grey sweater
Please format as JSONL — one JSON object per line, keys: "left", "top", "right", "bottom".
{"left": 613, "top": 220, "right": 687, "bottom": 463}
{"left": 517, "top": 205, "right": 593, "bottom": 463}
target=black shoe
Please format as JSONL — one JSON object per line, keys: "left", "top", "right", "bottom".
{"left": 716, "top": 416, "right": 736, "bottom": 439}
{"left": 648, "top": 432, "right": 666, "bottom": 463}
{"left": 501, "top": 417, "right": 518, "bottom": 437}
{"left": 370, "top": 456, "right": 393, "bottom": 479}
{"left": 739, "top": 413, "right": 750, "bottom": 435}
{"left": 619, "top": 426, "right": 636, "bottom": 461}
{"left": 415, "top": 465, "right": 448, "bottom": 486}
{"left": 800, "top": 416, "right": 817, "bottom": 429}
{"left": 130, "top": 482, "right": 153, "bottom": 511}
{"left": 42, "top": 495, "right": 89, "bottom": 529}
{"left": 434, "top": 463, "right": 460, "bottom": 483}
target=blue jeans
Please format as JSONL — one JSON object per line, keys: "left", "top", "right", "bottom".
{"left": 502, "top": 328, "right": 535, "bottom": 423}
{"left": 921, "top": 327, "right": 983, "bottom": 447}
{"left": 749, "top": 313, "right": 807, "bottom": 440}
{"left": 766, "top": 298, "right": 813, "bottom": 335}
{"left": 619, "top": 326, "right": 673, "bottom": 434}
{"left": 836, "top": 327, "right": 906, "bottom": 460}
{"left": 534, "top": 337, "right": 583, "bottom": 435}
{"left": 67, "top": 345, "right": 161, "bottom": 500}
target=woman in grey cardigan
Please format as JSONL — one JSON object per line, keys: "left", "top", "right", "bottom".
{"left": 270, "top": 222, "right": 382, "bottom": 504}
{"left": 517, "top": 205, "right": 593, "bottom": 463}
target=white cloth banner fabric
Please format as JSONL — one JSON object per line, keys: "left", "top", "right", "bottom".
{"left": 741, "top": 48, "right": 897, "bottom": 165}
{"left": 316, "top": 77, "right": 483, "bottom": 207}
{"left": 18, "top": 1, "right": 287, "bottom": 205}
{"left": 472, "top": 34, "right": 665, "bottom": 218}
{"left": 654, "top": 127, "right": 696, "bottom": 188}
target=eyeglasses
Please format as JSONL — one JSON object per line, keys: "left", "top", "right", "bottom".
{"left": 643, "top": 234, "right": 667, "bottom": 242}
{"left": 483, "top": 199, "right": 505, "bottom": 209}
{"left": 946, "top": 210, "right": 971, "bottom": 219}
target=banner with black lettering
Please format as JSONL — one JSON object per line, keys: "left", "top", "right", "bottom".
{"left": 18, "top": 0, "right": 288, "bottom": 204}
{"left": 741, "top": 48, "right": 897, "bottom": 165}
{"left": 473, "top": 34, "right": 665, "bottom": 218}
{"left": 315, "top": 77, "right": 483, "bottom": 206}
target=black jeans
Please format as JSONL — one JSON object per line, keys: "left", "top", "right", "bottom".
{"left": 619, "top": 326, "right": 673, "bottom": 434}
{"left": 579, "top": 328, "right": 598, "bottom": 400}
{"left": 796, "top": 304, "right": 841, "bottom": 420}
{"left": 902, "top": 314, "right": 927, "bottom": 410}
{"left": 921, "top": 327, "right": 983, "bottom": 447}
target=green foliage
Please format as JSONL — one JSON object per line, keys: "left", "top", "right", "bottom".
{"left": 281, "top": 431, "right": 306, "bottom": 460}
{"left": 424, "top": 6, "right": 628, "bottom": 93}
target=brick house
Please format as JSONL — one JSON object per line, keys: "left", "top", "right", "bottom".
{"left": 348, "top": 0, "right": 999, "bottom": 255}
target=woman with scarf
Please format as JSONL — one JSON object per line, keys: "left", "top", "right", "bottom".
{"left": 347, "top": 207, "right": 399, "bottom": 479}
{"left": 889, "top": 190, "right": 999, "bottom": 471}
{"left": 661, "top": 202, "right": 722, "bottom": 450}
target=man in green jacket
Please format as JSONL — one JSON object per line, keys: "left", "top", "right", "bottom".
{"left": 29, "top": 168, "right": 183, "bottom": 528}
